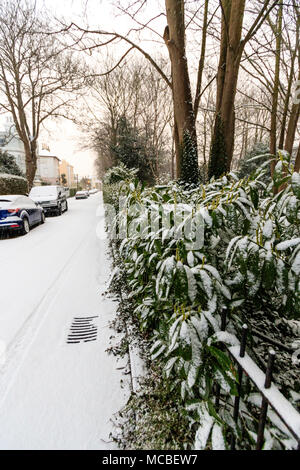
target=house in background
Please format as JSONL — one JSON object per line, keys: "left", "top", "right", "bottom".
{"left": 0, "top": 117, "right": 78, "bottom": 187}
{"left": 38, "top": 146, "right": 61, "bottom": 185}
{"left": 0, "top": 118, "right": 27, "bottom": 174}
{"left": 0, "top": 115, "right": 44, "bottom": 183}
{"left": 59, "top": 159, "right": 75, "bottom": 187}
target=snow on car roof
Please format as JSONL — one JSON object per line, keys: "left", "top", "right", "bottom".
{"left": 31, "top": 185, "right": 57, "bottom": 188}
{"left": 0, "top": 195, "right": 22, "bottom": 201}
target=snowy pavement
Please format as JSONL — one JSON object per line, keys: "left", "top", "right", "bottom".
{"left": 0, "top": 193, "right": 129, "bottom": 449}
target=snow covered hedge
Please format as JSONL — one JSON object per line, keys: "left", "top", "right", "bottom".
{"left": 0, "top": 173, "right": 28, "bottom": 195}
{"left": 107, "top": 152, "right": 300, "bottom": 450}
{"left": 103, "top": 164, "right": 138, "bottom": 209}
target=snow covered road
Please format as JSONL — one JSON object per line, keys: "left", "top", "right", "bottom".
{"left": 0, "top": 193, "right": 128, "bottom": 449}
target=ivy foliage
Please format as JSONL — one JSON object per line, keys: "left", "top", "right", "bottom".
{"left": 111, "top": 116, "right": 155, "bottom": 185}
{"left": 208, "top": 114, "right": 228, "bottom": 180}
{"left": 180, "top": 131, "right": 199, "bottom": 187}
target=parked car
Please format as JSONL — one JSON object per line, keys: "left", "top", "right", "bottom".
{"left": 0, "top": 195, "right": 45, "bottom": 235}
{"left": 75, "top": 191, "right": 88, "bottom": 200}
{"left": 29, "top": 185, "right": 68, "bottom": 216}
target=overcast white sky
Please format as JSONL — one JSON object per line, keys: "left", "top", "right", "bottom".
{"left": 35, "top": 0, "right": 166, "bottom": 178}
{"left": 39, "top": 0, "right": 115, "bottom": 178}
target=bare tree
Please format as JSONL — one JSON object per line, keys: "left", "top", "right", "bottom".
{"left": 236, "top": 0, "right": 299, "bottom": 173}
{"left": 279, "top": 0, "right": 299, "bottom": 150}
{"left": 58, "top": 0, "right": 210, "bottom": 180}
{"left": 284, "top": 75, "right": 300, "bottom": 156}
{"left": 209, "top": 0, "right": 279, "bottom": 178}
{"left": 163, "top": 0, "right": 197, "bottom": 178}
{"left": 81, "top": 57, "right": 173, "bottom": 180}
{"left": 270, "top": 2, "right": 283, "bottom": 171}
{"left": 59, "top": 0, "right": 299, "bottom": 181}
{"left": 194, "top": 0, "right": 210, "bottom": 123}
{"left": 284, "top": 35, "right": 300, "bottom": 157}
{"left": 0, "top": 0, "right": 87, "bottom": 188}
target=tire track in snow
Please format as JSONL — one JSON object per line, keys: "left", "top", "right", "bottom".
{"left": 0, "top": 222, "right": 95, "bottom": 408}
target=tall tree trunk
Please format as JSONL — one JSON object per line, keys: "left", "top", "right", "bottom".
{"left": 216, "top": 0, "right": 232, "bottom": 113}
{"left": 171, "top": 131, "right": 175, "bottom": 179}
{"left": 110, "top": 118, "right": 118, "bottom": 166}
{"left": 279, "top": 0, "right": 299, "bottom": 149}
{"left": 284, "top": 102, "right": 300, "bottom": 157}
{"left": 270, "top": 3, "right": 283, "bottom": 176}
{"left": 24, "top": 140, "right": 37, "bottom": 190}
{"left": 278, "top": 49, "right": 297, "bottom": 149}
{"left": 220, "top": 0, "right": 245, "bottom": 168}
{"left": 194, "top": 0, "right": 209, "bottom": 122}
{"left": 209, "top": 0, "right": 277, "bottom": 178}
{"left": 219, "top": 62, "right": 241, "bottom": 167}
{"left": 164, "top": 0, "right": 198, "bottom": 180}
{"left": 209, "top": 0, "right": 245, "bottom": 178}
{"left": 203, "top": 111, "right": 207, "bottom": 165}
{"left": 294, "top": 143, "right": 300, "bottom": 172}
{"left": 284, "top": 67, "right": 300, "bottom": 156}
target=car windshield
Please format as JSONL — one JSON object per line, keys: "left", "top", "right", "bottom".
{"left": 30, "top": 186, "right": 58, "bottom": 197}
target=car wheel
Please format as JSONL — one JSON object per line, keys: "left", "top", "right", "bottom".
{"left": 64, "top": 201, "right": 68, "bottom": 212}
{"left": 40, "top": 212, "right": 46, "bottom": 224}
{"left": 57, "top": 204, "right": 62, "bottom": 216}
{"left": 21, "top": 217, "right": 30, "bottom": 235}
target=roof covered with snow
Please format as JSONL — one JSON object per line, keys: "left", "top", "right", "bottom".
{"left": 39, "top": 149, "right": 60, "bottom": 161}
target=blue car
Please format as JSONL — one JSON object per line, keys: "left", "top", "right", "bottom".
{"left": 0, "top": 195, "right": 45, "bottom": 236}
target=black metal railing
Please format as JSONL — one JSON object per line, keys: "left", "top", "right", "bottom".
{"left": 215, "top": 309, "right": 300, "bottom": 450}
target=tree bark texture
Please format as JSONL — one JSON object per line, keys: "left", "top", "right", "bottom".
{"left": 164, "top": 0, "right": 197, "bottom": 179}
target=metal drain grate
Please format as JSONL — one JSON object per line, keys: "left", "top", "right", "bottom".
{"left": 67, "top": 316, "right": 98, "bottom": 344}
